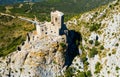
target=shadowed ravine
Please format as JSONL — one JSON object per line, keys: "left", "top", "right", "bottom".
{"left": 60, "top": 24, "right": 82, "bottom": 68}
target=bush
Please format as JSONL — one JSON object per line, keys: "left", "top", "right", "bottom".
{"left": 95, "top": 40, "right": 100, "bottom": 46}
{"left": 64, "top": 67, "right": 75, "bottom": 77}
{"left": 81, "top": 54, "right": 87, "bottom": 63}
{"left": 115, "top": 43, "right": 119, "bottom": 47}
{"left": 76, "top": 72, "right": 86, "bottom": 77}
{"left": 86, "top": 70, "right": 92, "bottom": 77}
{"left": 89, "top": 40, "right": 93, "bottom": 44}
{"left": 89, "top": 47, "right": 98, "bottom": 58}
{"left": 89, "top": 23, "right": 101, "bottom": 32}
{"left": 84, "top": 61, "right": 89, "bottom": 70}
{"left": 94, "top": 62, "right": 102, "bottom": 74}
{"left": 0, "top": 36, "right": 25, "bottom": 57}
{"left": 60, "top": 42, "right": 66, "bottom": 48}
{"left": 100, "top": 45, "right": 104, "bottom": 50}
{"left": 116, "top": 66, "right": 120, "bottom": 70}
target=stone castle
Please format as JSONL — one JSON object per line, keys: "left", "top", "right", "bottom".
{"left": 36, "top": 10, "right": 64, "bottom": 36}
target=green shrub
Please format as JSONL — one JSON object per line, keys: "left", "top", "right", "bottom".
{"left": 89, "top": 40, "right": 93, "bottom": 44}
{"left": 64, "top": 67, "right": 75, "bottom": 77}
{"left": 76, "top": 72, "right": 86, "bottom": 77}
{"left": 81, "top": 54, "right": 87, "bottom": 63}
{"left": 86, "top": 70, "right": 92, "bottom": 77}
{"left": 84, "top": 61, "right": 89, "bottom": 70}
{"left": 0, "top": 36, "right": 25, "bottom": 57}
{"left": 109, "top": 4, "right": 112, "bottom": 8}
{"left": 108, "top": 53, "right": 111, "bottom": 56}
{"left": 89, "top": 23, "right": 101, "bottom": 32}
{"left": 115, "top": 43, "right": 119, "bottom": 47}
{"left": 107, "top": 71, "right": 110, "bottom": 74}
{"left": 94, "top": 62, "right": 102, "bottom": 74}
{"left": 100, "top": 45, "right": 104, "bottom": 50}
{"left": 95, "top": 40, "right": 100, "bottom": 46}
{"left": 89, "top": 47, "right": 98, "bottom": 58}
{"left": 60, "top": 42, "right": 66, "bottom": 48}
{"left": 116, "top": 66, "right": 120, "bottom": 70}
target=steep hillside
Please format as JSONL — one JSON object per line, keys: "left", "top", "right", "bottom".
{"left": 0, "top": 13, "right": 35, "bottom": 57}
{"left": 0, "top": 0, "right": 114, "bottom": 21}
{"left": 0, "top": 0, "right": 43, "bottom": 5}
{"left": 65, "top": 0, "right": 120, "bottom": 77}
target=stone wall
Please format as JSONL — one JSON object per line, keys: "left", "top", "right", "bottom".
{"left": 36, "top": 11, "right": 64, "bottom": 36}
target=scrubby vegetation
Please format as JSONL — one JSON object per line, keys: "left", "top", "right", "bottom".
{"left": 100, "top": 45, "right": 104, "bottom": 50}
{"left": 89, "top": 40, "right": 93, "bottom": 44}
{"left": 63, "top": 66, "right": 92, "bottom": 77}
{"left": 95, "top": 40, "right": 100, "bottom": 46}
{"left": 89, "top": 47, "right": 98, "bottom": 58}
{"left": 0, "top": 36, "right": 24, "bottom": 57}
{"left": 94, "top": 62, "right": 102, "bottom": 74}
{"left": 76, "top": 71, "right": 86, "bottom": 77}
{"left": 0, "top": 15, "right": 35, "bottom": 57}
{"left": 64, "top": 67, "right": 75, "bottom": 77}
{"left": 0, "top": 0, "right": 114, "bottom": 21}
{"left": 60, "top": 42, "right": 66, "bottom": 48}
{"left": 89, "top": 23, "right": 101, "bottom": 32}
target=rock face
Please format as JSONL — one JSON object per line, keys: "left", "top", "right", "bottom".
{"left": 0, "top": 31, "right": 67, "bottom": 77}
{"left": 66, "top": 0, "right": 120, "bottom": 77}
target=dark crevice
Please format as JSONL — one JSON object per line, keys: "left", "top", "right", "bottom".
{"left": 60, "top": 24, "right": 82, "bottom": 68}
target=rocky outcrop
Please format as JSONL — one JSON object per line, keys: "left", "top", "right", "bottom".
{"left": 0, "top": 31, "right": 67, "bottom": 77}
{"left": 66, "top": 0, "right": 120, "bottom": 77}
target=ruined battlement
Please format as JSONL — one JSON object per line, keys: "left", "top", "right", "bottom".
{"left": 36, "top": 10, "right": 64, "bottom": 36}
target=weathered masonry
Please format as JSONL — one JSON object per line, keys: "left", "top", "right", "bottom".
{"left": 36, "top": 10, "right": 64, "bottom": 36}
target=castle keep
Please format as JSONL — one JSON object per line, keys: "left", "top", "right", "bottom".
{"left": 36, "top": 11, "right": 64, "bottom": 36}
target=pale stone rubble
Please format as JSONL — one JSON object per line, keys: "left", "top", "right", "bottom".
{"left": 0, "top": 32, "right": 67, "bottom": 77}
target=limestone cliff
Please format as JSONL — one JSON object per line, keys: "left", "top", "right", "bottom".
{"left": 0, "top": 32, "right": 67, "bottom": 77}
{"left": 65, "top": 0, "right": 120, "bottom": 77}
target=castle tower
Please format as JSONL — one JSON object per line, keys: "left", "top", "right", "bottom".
{"left": 36, "top": 10, "right": 64, "bottom": 36}
{"left": 50, "top": 11, "right": 64, "bottom": 36}
{"left": 51, "top": 10, "right": 64, "bottom": 28}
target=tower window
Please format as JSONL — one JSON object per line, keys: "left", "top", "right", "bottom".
{"left": 55, "top": 18, "right": 57, "bottom": 22}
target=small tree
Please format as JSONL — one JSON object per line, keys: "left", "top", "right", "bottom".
{"left": 94, "top": 62, "right": 102, "bottom": 74}
{"left": 86, "top": 70, "right": 92, "bottom": 77}
{"left": 95, "top": 40, "right": 100, "bottom": 46}
{"left": 76, "top": 72, "right": 86, "bottom": 77}
{"left": 89, "top": 23, "right": 101, "bottom": 32}
{"left": 64, "top": 67, "right": 75, "bottom": 77}
{"left": 89, "top": 47, "right": 98, "bottom": 58}
{"left": 89, "top": 40, "right": 93, "bottom": 44}
{"left": 60, "top": 42, "right": 66, "bottom": 48}
{"left": 100, "top": 45, "right": 104, "bottom": 50}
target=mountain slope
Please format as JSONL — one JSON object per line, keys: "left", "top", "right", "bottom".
{"left": 0, "top": 0, "right": 43, "bottom": 5}
{"left": 65, "top": 0, "right": 120, "bottom": 77}
{"left": 0, "top": 0, "right": 115, "bottom": 21}
{"left": 0, "top": 13, "right": 35, "bottom": 57}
